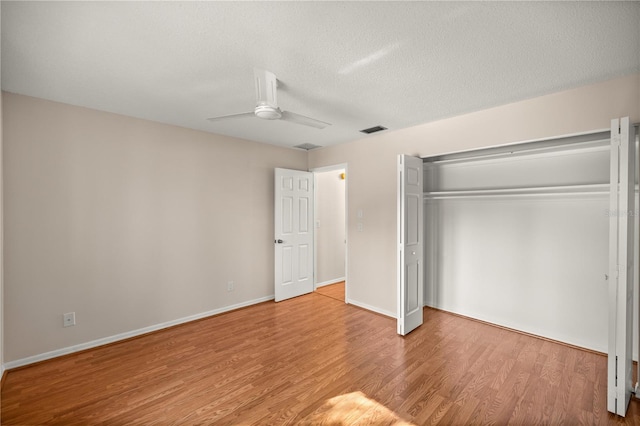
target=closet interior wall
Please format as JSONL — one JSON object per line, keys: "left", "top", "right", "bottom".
{"left": 423, "top": 131, "right": 639, "bottom": 354}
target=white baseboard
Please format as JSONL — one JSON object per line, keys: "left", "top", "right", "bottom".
{"left": 346, "top": 298, "right": 396, "bottom": 319}
{"left": 315, "top": 277, "right": 346, "bottom": 288}
{"left": 4, "top": 295, "right": 274, "bottom": 370}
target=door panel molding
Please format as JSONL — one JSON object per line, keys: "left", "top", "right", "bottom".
{"left": 397, "top": 155, "right": 424, "bottom": 335}
{"left": 275, "top": 168, "right": 314, "bottom": 302}
{"left": 608, "top": 117, "right": 635, "bottom": 416}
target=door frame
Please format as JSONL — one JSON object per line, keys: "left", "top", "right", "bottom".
{"left": 311, "top": 163, "right": 349, "bottom": 302}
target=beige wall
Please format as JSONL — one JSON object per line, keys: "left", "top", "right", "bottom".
{"left": 3, "top": 73, "right": 639, "bottom": 365}
{"left": 308, "top": 73, "right": 640, "bottom": 317}
{"left": 0, "top": 5, "right": 4, "bottom": 374}
{"left": 3, "top": 93, "right": 307, "bottom": 362}
{"left": 0, "top": 94, "right": 3, "bottom": 374}
{"left": 315, "top": 169, "right": 345, "bottom": 285}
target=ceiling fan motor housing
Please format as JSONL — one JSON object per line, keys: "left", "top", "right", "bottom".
{"left": 255, "top": 105, "right": 282, "bottom": 120}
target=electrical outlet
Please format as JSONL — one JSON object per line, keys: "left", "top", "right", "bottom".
{"left": 63, "top": 312, "right": 76, "bottom": 327}
{"left": 227, "top": 281, "right": 234, "bottom": 292}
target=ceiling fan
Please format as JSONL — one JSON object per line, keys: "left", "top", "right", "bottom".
{"left": 207, "top": 69, "right": 331, "bottom": 129}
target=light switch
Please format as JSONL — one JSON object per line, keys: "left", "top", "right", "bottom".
{"left": 357, "top": 209, "right": 364, "bottom": 219}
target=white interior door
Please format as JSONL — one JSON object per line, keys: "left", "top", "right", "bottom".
{"left": 274, "top": 168, "right": 314, "bottom": 302}
{"left": 608, "top": 117, "right": 635, "bottom": 416}
{"left": 397, "top": 155, "right": 424, "bottom": 335}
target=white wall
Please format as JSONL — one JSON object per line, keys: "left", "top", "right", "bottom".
{"left": 315, "top": 169, "right": 345, "bottom": 286}
{"left": 308, "top": 73, "right": 640, "bottom": 318}
{"left": 2, "top": 92, "right": 307, "bottom": 363}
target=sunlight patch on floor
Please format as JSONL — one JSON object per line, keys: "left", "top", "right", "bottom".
{"left": 304, "top": 391, "right": 416, "bottom": 425}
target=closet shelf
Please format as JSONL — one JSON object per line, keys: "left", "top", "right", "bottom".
{"left": 424, "top": 183, "right": 612, "bottom": 199}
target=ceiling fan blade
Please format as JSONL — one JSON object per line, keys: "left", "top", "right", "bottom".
{"left": 254, "top": 68, "right": 278, "bottom": 108}
{"left": 207, "top": 112, "right": 255, "bottom": 122}
{"left": 281, "top": 111, "right": 331, "bottom": 129}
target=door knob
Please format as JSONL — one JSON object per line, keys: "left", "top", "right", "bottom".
{"left": 275, "top": 239, "right": 284, "bottom": 244}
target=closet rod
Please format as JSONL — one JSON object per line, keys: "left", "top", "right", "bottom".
{"left": 424, "top": 183, "right": 615, "bottom": 200}
{"left": 425, "top": 185, "right": 640, "bottom": 200}
{"left": 425, "top": 191, "right": 609, "bottom": 200}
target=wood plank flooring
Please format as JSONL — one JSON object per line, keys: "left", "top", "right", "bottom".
{"left": 2, "top": 291, "right": 640, "bottom": 425}
{"left": 315, "top": 281, "right": 345, "bottom": 302}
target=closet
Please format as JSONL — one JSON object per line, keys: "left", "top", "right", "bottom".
{"left": 423, "top": 131, "right": 615, "bottom": 352}
{"left": 398, "top": 118, "right": 639, "bottom": 416}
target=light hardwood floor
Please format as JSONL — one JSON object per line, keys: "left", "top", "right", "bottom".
{"left": 2, "top": 291, "right": 640, "bottom": 425}
{"left": 315, "top": 281, "right": 345, "bottom": 302}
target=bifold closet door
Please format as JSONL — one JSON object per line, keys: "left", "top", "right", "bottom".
{"left": 608, "top": 117, "right": 635, "bottom": 416}
{"left": 397, "top": 155, "right": 423, "bottom": 335}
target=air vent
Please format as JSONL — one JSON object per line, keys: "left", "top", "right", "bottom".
{"left": 360, "top": 125, "right": 388, "bottom": 134}
{"left": 294, "top": 143, "right": 322, "bottom": 151}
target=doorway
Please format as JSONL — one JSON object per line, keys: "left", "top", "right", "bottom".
{"left": 312, "top": 164, "right": 348, "bottom": 302}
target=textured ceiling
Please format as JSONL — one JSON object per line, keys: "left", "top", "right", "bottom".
{"left": 2, "top": 1, "right": 639, "bottom": 149}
